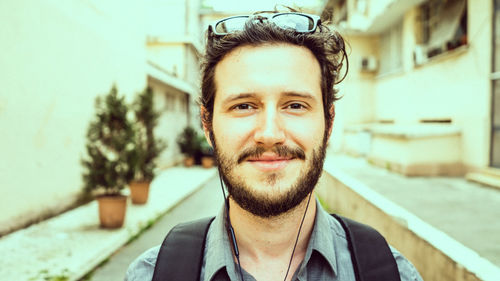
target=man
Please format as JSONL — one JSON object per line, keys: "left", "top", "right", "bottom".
{"left": 126, "top": 11, "right": 423, "bottom": 281}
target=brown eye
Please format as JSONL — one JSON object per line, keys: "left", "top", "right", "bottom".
{"left": 287, "top": 103, "right": 306, "bottom": 110}
{"left": 233, "top": 103, "right": 255, "bottom": 110}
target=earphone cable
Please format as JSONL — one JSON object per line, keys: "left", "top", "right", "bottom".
{"left": 219, "top": 172, "right": 246, "bottom": 281}
{"left": 218, "top": 171, "right": 312, "bottom": 281}
{"left": 282, "top": 191, "right": 312, "bottom": 281}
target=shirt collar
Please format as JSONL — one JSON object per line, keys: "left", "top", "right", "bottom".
{"left": 303, "top": 199, "right": 338, "bottom": 276}
{"left": 203, "top": 206, "right": 238, "bottom": 281}
{"left": 203, "top": 198, "right": 338, "bottom": 281}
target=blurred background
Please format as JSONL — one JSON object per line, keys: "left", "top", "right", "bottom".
{"left": 1, "top": 0, "right": 499, "bottom": 280}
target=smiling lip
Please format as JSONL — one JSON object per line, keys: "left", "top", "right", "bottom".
{"left": 246, "top": 155, "right": 293, "bottom": 171}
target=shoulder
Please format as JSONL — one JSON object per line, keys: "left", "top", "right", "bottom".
{"left": 124, "top": 245, "right": 160, "bottom": 281}
{"left": 390, "top": 246, "right": 424, "bottom": 281}
{"left": 325, "top": 214, "right": 423, "bottom": 281}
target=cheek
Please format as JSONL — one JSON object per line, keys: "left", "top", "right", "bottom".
{"left": 213, "top": 116, "right": 254, "bottom": 148}
{"left": 284, "top": 116, "right": 325, "bottom": 148}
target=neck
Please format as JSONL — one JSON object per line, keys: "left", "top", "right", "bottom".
{"left": 228, "top": 193, "right": 317, "bottom": 265}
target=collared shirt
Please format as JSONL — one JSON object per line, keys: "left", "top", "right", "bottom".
{"left": 125, "top": 199, "right": 423, "bottom": 281}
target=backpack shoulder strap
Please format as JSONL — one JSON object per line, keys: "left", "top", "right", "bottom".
{"left": 332, "top": 214, "right": 401, "bottom": 281}
{"left": 152, "top": 216, "right": 215, "bottom": 281}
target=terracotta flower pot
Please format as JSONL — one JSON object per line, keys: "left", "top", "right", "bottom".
{"left": 129, "top": 180, "right": 151, "bottom": 205}
{"left": 184, "top": 156, "right": 195, "bottom": 167}
{"left": 201, "top": 156, "right": 214, "bottom": 168}
{"left": 97, "top": 195, "right": 127, "bottom": 228}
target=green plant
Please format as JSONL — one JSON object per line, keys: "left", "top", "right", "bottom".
{"left": 127, "top": 87, "right": 167, "bottom": 182}
{"left": 176, "top": 126, "right": 200, "bottom": 158}
{"left": 199, "top": 135, "right": 213, "bottom": 157}
{"left": 81, "top": 85, "right": 134, "bottom": 196}
{"left": 29, "top": 269, "right": 69, "bottom": 281}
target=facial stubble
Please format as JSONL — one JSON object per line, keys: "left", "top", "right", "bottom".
{"left": 210, "top": 131, "right": 327, "bottom": 218}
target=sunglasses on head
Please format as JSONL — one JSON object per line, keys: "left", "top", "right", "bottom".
{"left": 209, "top": 12, "right": 321, "bottom": 36}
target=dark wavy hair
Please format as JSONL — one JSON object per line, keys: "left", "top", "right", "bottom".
{"left": 199, "top": 13, "right": 348, "bottom": 134}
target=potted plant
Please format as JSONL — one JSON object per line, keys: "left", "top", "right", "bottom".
{"left": 176, "top": 126, "right": 200, "bottom": 167}
{"left": 81, "top": 85, "right": 134, "bottom": 228}
{"left": 127, "top": 87, "right": 166, "bottom": 204}
{"left": 199, "top": 136, "right": 215, "bottom": 168}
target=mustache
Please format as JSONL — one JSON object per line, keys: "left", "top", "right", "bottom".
{"left": 237, "top": 145, "right": 306, "bottom": 164}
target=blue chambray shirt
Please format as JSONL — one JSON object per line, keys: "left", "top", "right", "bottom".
{"left": 125, "top": 199, "right": 423, "bottom": 281}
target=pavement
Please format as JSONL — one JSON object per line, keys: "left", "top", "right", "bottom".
{"left": 0, "top": 166, "right": 217, "bottom": 281}
{"left": 1, "top": 152, "right": 500, "bottom": 280}
{"left": 323, "top": 153, "right": 500, "bottom": 268}
{"left": 323, "top": 152, "right": 500, "bottom": 281}
{"left": 88, "top": 174, "right": 223, "bottom": 280}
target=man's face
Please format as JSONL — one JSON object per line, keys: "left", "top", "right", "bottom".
{"left": 207, "top": 43, "right": 329, "bottom": 217}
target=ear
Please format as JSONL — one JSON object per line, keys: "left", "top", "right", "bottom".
{"left": 200, "top": 105, "right": 213, "bottom": 147}
{"left": 326, "top": 104, "right": 335, "bottom": 141}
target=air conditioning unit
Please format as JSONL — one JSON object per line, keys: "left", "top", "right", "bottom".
{"left": 360, "top": 56, "right": 378, "bottom": 72}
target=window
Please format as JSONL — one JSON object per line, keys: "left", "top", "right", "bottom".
{"left": 379, "top": 20, "right": 403, "bottom": 75}
{"left": 418, "top": 0, "right": 467, "bottom": 59}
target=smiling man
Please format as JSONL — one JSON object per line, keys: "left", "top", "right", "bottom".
{"left": 212, "top": 43, "right": 326, "bottom": 220}
{"left": 126, "top": 11, "right": 423, "bottom": 281}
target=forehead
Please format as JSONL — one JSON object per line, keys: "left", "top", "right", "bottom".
{"left": 213, "top": 43, "right": 322, "bottom": 103}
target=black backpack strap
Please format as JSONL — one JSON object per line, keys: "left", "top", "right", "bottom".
{"left": 152, "top": 216, "right": 215, "bottom": 281}
{"left": 332, "top": 214, "right": 401, "bottom": 281}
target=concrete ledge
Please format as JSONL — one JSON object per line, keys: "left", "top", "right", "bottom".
{"left": 370, "top": 124, "right": 461, "bottom": 139}
{"left": 0, "top": 167, "right": 217, "bottom": 281}
{"left": 466, "top": 169, "right": 500, "bottom": 191}
{"left": 342, "top": 124, "right": 465, "bottom": 176}
{"left": 368, "top": 156, "right": 465, "bottom": 176}
{"left": 317, "top": 164, "right": 500, "bottom": 281}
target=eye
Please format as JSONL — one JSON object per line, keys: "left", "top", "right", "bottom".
{"left": 286, "top": 103, "right": 307, "bottom": 110}
{"left": 232, "top": 103, "right": 255, "bottom": 111}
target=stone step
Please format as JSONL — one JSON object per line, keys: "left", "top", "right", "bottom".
{"left": 481, "top": 167, "right": 500, "bottom": 178}
{"left": 466, "top": 172, "right": 500, "bottom": 191}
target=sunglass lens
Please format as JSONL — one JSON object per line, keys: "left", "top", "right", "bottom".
{"left": 273, "top": 14, "right": 314, "bottom": 32}
{"left": 215, "top": 16, "right": 249, "bottom": 34}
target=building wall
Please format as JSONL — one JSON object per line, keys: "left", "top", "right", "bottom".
{"left": 338, "top": 0, "right": 492, "bottom": 169}
{"left": 0, "top": 0, "right": 147, "bottom": 235}
{"left": 147, "top": 0, "right": 202, "bottom": 133}
{"left": 331, "top": 35, "right": 378, "bottom": 150}
{"left": 148, "top": 77, "right": 190, "bottom": 168}
{"left": 148, "top": 45, "right": 187, "bottom": 78}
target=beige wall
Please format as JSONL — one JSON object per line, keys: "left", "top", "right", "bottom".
{"left": 147, "top": 43, "right": 200, "bottom": 87}
{"left": 148, "top": 44, "right": 187, "bottom": 78}
{"left": 331, "top": 35, "right": 378, "bottom": 151}
{"left": 147, "top": 0, "right": 202, "bottom": 133}
{"left": 337, "top": 0, "right": 492, "bottom": 169}
{"left": 148, "top": 76, "right": 191, "bottom": 168}
{"left": 0, "top": 0, "right": 147, "bottom": 235}
{"left": 370, "top": 135, "right": 462, "bottom": 165}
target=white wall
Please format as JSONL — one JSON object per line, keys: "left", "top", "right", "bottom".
{"left": 336, "top": 0, "right": 492, "bottom": 169}
{"left": 373, "top": 1, "right": 491, "bottom": 168}
{"left": 331, "top": 35, "right": 378, "bottom": 151}
{"left": 148, "top": 76, "right": 190, "bottom": 168}
{"left": 0, "top": 0, "right": 147, "bottom": 235}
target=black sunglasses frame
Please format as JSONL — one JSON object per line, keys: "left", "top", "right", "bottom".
{"left": 208, "top": 12, "right": 321, "bottom": 36}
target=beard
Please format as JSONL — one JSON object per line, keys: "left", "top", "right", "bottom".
{"left": 210, "top": 131, "right": 328, "bottom": 218}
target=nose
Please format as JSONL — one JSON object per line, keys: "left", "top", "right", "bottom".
{"left": 253, "top": 106, "right": 285, "bottom": 146}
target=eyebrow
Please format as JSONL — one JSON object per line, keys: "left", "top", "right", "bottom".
{"left": 221, "top": 91, "right": 317, "bottom": 105}
{"left": 282, "top": 91, "right": 316, "bottom": 101}
{"left": 221, "top": 93, "right": 256, "bottom": 105}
